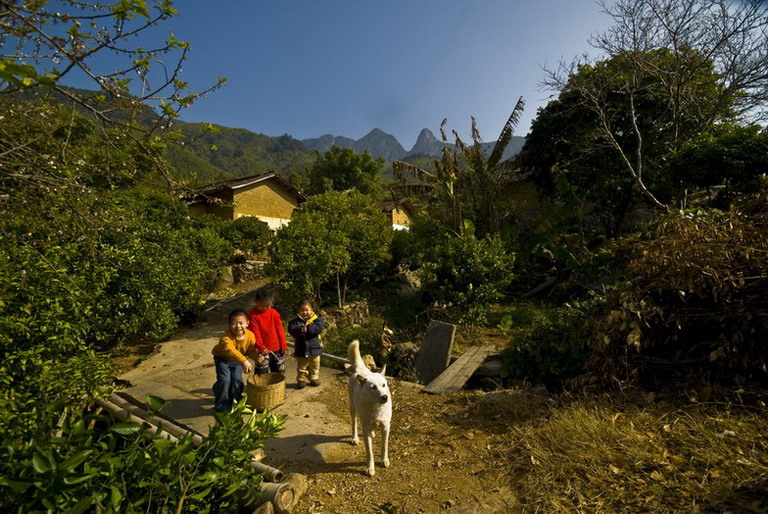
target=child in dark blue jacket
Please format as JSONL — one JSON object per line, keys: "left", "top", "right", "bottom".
{"left": 287, "top": 299, "right": 325, "bottom": 388}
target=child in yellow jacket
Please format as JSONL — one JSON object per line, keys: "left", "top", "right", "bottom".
{"left": 211, "top": 310, "right": 262, "bottom": 412}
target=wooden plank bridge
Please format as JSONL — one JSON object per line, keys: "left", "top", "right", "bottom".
{"left": 422, "top": 344, "right": 497, "bottom": 395}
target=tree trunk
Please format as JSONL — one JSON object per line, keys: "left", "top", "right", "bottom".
{"left": 336, "top": 272, "right": 342, "bottom": 308}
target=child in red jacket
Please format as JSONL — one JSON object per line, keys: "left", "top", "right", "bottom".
{"left": 248, "top": 287, "right": 287, "bottom": 375}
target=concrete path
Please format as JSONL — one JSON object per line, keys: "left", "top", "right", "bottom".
{"left": 119, "top": 293, "right": 349, "bottom": 464}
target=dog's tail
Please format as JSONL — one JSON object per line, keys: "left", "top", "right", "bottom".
{"left": 347, "top": 339, "right": 363, "bottom": 367}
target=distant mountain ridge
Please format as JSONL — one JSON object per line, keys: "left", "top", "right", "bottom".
{"left": 302, "top": 128, "right": 524, "bottom": 162}
{"left": 14, "top": 86, "right": 524, "bottom": 185}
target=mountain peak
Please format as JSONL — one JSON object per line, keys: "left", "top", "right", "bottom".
{"left": 301, "top": 127, "right": 524, "bottom": 163}
{"left": 354, "top": 128, "right": 405, "bottom": 161}
{"left": 408, "top": 127, "right": 445, "bottom": 156}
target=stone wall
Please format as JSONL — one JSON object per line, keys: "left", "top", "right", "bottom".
{"left": 232, "top": 260, "right": 267, "bottom": 284}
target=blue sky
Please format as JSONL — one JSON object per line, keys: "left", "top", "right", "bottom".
{"left": 76, "top": 1, "right": 614, "bottom": 147}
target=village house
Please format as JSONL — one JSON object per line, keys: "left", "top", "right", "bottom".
{"left": 380, "top": 198, "right": 414, "bottom": 231}
{"left": 186, "top": 172, "right": 308, "bottom": 230}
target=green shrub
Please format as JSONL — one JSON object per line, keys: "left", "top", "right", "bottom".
{"left": 0, "top": 399, "right": 283, "bottom": 512}
{"left": 220, "top": 216, "right": 272, "bottom": 255}
{"left": 0, "top": 186, "right": 232, "bottom": 348}
{"left": 501, "top": 304, "right": 593, "bottom": 391}
{"left": 0, "top": 349, "right": 112, "bottom": 438}
{"left": 419, "top": 232, "right": 514, "bottom": 324}
{"left": 320, "top": 315, "right": 385, "bottom": 365}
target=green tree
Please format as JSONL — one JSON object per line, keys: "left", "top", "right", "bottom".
{"left": 307, "top": 146, "right": 385, "bottom": 195}
{"left": 267, "top": 191, "right": 392, "bottom": 305}
{"left": 668, "top": 124, "right": 768, "bottom": 206}
{"left": 266, "top": 211, "right": 351, "bottom": 300}
{"left": 302, "top": 191, "right": 392, "bottom": 301}
{"left": 521, "top": 47, "right": 745, "bottom": 237}
{"left": 543, "top": 0, "right": 768, "bottom": 210}
{"left": 518, "top": 84, "right": 642, "bottom": 238}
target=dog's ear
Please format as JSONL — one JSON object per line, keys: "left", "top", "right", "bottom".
{"left": 356, "top": 375, "right": 367, "bottom": 387}
{"left": 379, "top": 364, "right": 387, "bottom": 377}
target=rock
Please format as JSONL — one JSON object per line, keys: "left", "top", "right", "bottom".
{"left": 362, "top": 354, "right": 377, "bottom": 371}
{"left": 232, "top": 260, "right": 266, "bottom": 284}
{"left": 282, "top": 472, "right": 308, "bottom": 500}
{"left": 475, "top": 357, "right": 503, "bottom": 377}
{"left": 211, "top": 266, "right": 234, "bottom": 292}
{"left": 391, "top": 342, "right": 418, "bottom": 367}
{"left": 478, "top": 377, "right": 502, "bottom": 391}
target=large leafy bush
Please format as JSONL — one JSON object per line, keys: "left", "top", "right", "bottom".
{"left": 501, "top": 304, "right": 593, "bottom": 390}
{"left": 584, "top": 206, "right": 768, "bottom": 390}
{"left": 0, "top": 399, "right": 283, "bottom": 512}
{"left": 419, "top": 232, "right": 514, "bottom": 324}
{"left": 1, "top": 186, "right": 232, "bottom": 348}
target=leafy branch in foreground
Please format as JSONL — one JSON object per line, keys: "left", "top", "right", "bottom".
{"left": 0, "top": 399, "right": 284, "bottom": 512}
{"left": 1, "top": 0, "right": 226, "bottom": 187}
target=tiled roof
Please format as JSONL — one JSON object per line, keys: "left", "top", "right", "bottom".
{"left": 190, "top": 172, "right": 308, "bottom": 202}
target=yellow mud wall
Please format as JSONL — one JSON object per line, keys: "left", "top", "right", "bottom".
{"left": 232, "top": 182, "right": 298, "bottom": 220}
{"left": 208, "top": 190, "right": 236, "bottom": 220}
{"left": 187, "top": 191, "right": 235, "bottom": 220}
{"left": 392, "top": 208, "right": 411, "bottom": 227}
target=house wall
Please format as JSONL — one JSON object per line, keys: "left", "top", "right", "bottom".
{"left": 208, "top": 191, "right": 236, "bottom": 220}
{"left": 187, "top": 191, "right": 235, "bottom": 219}
{"left": 188, "top": 203, "right": 207, "bottom": 217}
{"left": 233, "top": 181, "right": 298, "bottom": 221}
{"left": 391, "top": 208, "right": 411, "bottom": 227}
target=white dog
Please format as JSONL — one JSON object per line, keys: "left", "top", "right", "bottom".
{"left": 347, "top": 339, "right": 392, "bottom": 476}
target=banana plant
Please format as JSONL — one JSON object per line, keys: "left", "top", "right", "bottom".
{"left": 393, "top": 97, "right": 526, "bottom": 237}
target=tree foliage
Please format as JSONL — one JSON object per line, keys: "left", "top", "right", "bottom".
{"left": 1, "top": 0, "right": 225, "bottom": 187}
{"left": 542, "top": 0, "right": 768, "bottom": 211}
{"left": 668, "top": 124, "right": 768, "bottom": 205}
{"left": 517, "top": 87, "right": 636, "bottom": 238}
{"left": 267, "top": 191, "right": 392, "bottom": 304}
{"left": 167, "top": 125, "right": 315, "bottom": 187}
{"left": 307, "top": 146, "right": 385, "bottom": 195}
{"left": 530, "top": 48, "right": 731, "bottom": 220}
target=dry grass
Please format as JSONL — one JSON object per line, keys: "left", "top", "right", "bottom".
{"left": 504, "top": 398, "right": 768, "bottom": 512}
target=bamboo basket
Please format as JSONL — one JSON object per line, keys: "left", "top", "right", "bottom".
{"left": 246, "top": 372, "right": 285, "bottom": 411}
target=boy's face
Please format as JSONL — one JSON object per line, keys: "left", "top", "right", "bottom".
{"left": 229, "top": 315, "right": 248, "bottom": 338}
{"left": 254, "top": 300, "right": 272, "bottom": 312}
{"left": 298, "top": 303, "right": 314, "bottom": 319}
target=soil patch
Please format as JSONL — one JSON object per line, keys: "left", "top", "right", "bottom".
{"left": 276, "top": 378, "right": 528, "bottom": 513}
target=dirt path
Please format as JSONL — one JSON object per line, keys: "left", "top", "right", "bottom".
{"left": 119, "top": 295, "right": 522, "bottom": 513}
